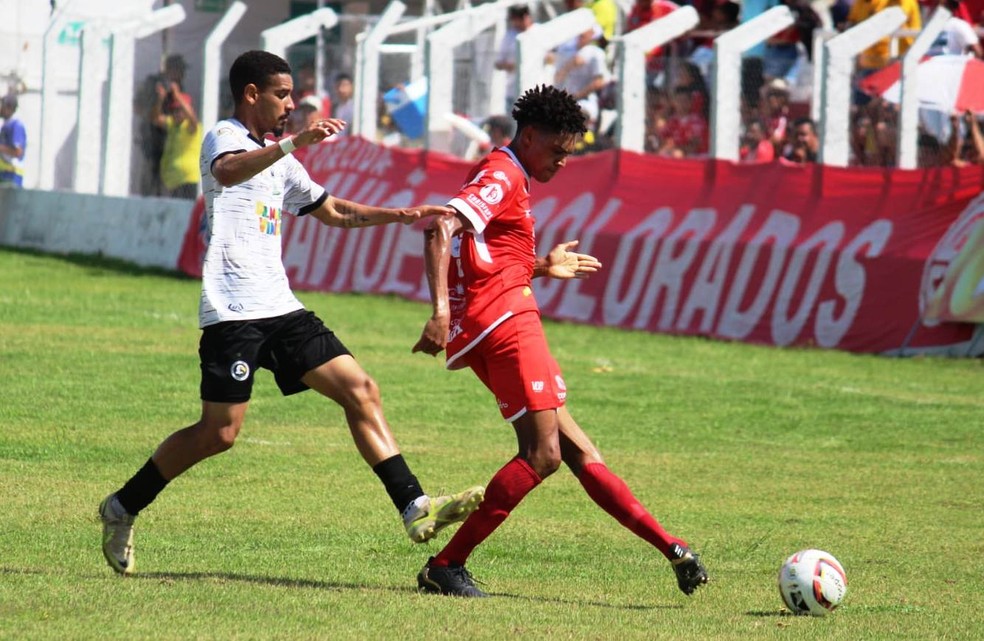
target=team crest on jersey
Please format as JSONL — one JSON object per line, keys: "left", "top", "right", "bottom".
{"left": 230, "top": 360, "right": 250, "bottom": 382}
{"left": 479, "top": 183, "right": 504, "bottom": 205}
{"left": 256, "top": 201, "right": 282, "bottom": 236}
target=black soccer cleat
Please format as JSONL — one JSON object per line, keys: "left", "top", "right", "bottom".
{"left": 417, "top": 557, "right": 489, "bottom": 598}
{"left": 670, "top": 543, "right": 708, "bottom": 596}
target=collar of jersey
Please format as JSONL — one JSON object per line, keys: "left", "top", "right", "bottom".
{"left": 228, "top": 117, "right": 267, "bottom": 148}
{"left": 496, "top": 146, "right": 530, "bottom": 183}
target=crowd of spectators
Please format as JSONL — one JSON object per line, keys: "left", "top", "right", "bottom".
{"left": 491, "top": 0, "right": 984, "bottom": 168}
{"left": 129, "top": 0, "right": 984, "bottom": 192}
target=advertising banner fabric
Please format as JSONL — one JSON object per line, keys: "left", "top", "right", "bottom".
{"left": 178, "top": 137, "right": 984, "bottom": 355}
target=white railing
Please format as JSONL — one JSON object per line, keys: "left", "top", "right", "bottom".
{"left": 33, "top": 2, "right": 974, "bottom": 198}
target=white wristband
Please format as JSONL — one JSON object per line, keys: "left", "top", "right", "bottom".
{"left": 278, "top": 136, "right": 296, "bottom": 155}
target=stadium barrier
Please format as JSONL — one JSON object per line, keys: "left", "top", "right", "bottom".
{"left": 0, "top": 188, "right": 190, "bottom": 270}
{"left": 172, "top": 137, "right": 984, "bottom": 356}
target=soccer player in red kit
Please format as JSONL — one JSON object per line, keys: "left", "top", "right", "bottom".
{"left": 412, "top": 85, "right": 708, "bottom": 598}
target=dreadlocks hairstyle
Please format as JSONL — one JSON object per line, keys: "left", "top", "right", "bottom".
{"left": 512, "top": 85, "right": 588, "bottom": 137}
{"left": 229, "top": 50, "right": 292, "bottom": 105}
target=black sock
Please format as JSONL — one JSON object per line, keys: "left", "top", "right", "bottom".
{"left": 372, "top": 454, "right": 425, "bottom": 514}
{"left": 115, "top": 458, "right": 170, "bottom": 516}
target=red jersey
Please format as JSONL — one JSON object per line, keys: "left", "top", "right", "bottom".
{"left": 445, "top": 147, "right": 540, "bottom": 369}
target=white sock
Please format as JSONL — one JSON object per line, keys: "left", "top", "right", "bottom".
{"left": 401, "top": 495, "right": 430, "bottom": 526}
{"left": 109, "top": 495, "right": 131, "bottom": 519}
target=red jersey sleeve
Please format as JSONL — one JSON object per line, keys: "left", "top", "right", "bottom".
{"left": 448, "top": 149, "right": 524, "bottom": 234}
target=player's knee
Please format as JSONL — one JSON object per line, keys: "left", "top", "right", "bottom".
{"left": 527, "top": 449, "right": 561, "bottom": 478}
{"left": 213, "top": 424, "right": 239, "bottom": 452}
{"left": 344, "top": 374, "right": 381, "bottom": 410}
{"left": 197, "top": 419, "right": 241, "bottom": 454}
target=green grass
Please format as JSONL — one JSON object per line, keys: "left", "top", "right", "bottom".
{"left": 1, "top": 247, "right": 982, "bottom": 640}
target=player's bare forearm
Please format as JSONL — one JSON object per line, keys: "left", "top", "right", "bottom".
{"left": 412, "top": 215, "right": 462, "bottom": 356}
{"left": 212, "top": 144, "right": 292, "bottom": 186}
{"left": 534, "top": 240, "right": 603, "bottom": 280}
{"left": 313, "top": 198, "right": 452, "bottom": 229}
{"left": 212, "top": 118, "right": 346, "bottom": 187}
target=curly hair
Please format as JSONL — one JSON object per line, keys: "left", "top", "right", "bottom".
{"left": 229, "top": 50, "right": 292, "bottom": 105}
{"left": 512, "top": 85, "right": 587, "bottom": 136}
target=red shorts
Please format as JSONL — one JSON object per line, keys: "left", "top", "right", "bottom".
{"left": 461, "top": 311, "right": 567, "bottom": 422}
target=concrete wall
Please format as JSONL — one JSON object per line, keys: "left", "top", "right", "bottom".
{"left": 0, "top": 188, "right": 192, "bottom": 270}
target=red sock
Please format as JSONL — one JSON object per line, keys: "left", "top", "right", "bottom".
{"left": 432, "top": 457, "right": 542, "bottom": 567}
{"left": 578, "top": 462, "right": 685, "bottom": 560}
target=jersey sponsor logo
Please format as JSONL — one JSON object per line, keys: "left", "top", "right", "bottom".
{"left": 256, "top": 201, "right": 282, "bottom": 236}
{"left": 448, "top": 318, "right": 464, "bottom": 342}
{"left": 555, "top": 375, "right": 566, "bottom": 391}
{"left": 465, "top": 193, "right": 494, "bottom": 221}
{"left": 492, "top": 170, "right": 512, "bottom": 189}
{"left": 479, "top": 183, "right": 504, "bottom": 205}
{"left": 228, "top": 302, "right": 245, "bottom": 312}
{"left": 497, "top": 398, "right": 509, "bottom": 410}
{"left": 531, "top": 380, "right": 544, "bottom": 393}
{"left": 230, "top": 360, "right": 250, "bottom": 382}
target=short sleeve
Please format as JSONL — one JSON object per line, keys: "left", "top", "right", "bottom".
{"left": 11, "top": 122, "right": 26, "bottom": 149}
{"left": 448, "top": 165, "right": 517, "bottom": 235}
{"left": 282, "top": 153, "right": 327, "bottom": 215}
{"left": 202, "top": 123, "right": 247, "bottom": 176}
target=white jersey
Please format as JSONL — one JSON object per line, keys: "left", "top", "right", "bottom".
{"left": 198, "top": 118, "right": 326, "bottom": 328}
{"left": 926, "top": 18, "right": 980, "bottom": 57}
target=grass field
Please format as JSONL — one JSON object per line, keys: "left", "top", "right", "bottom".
{"left": 1, "top": 247, "right": 982, "bottom": 640}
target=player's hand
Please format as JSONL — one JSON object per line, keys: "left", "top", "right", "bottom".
{"left": 412, "top": 314, "right": 449, "bottom": 356}
{"left": 294, "top": 118, "right": 347, "bottom": 147}
{"left": 544, "top": 240, "right": 602, "bottom": 280}
{"left": 395, "top": 205, "right": 455, "bottom": 225}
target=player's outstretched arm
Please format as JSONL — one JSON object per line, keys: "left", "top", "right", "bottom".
{"left": 311, "top": 197, "right": 453, "bottom": 229}
{"left": 412, "top": 213, "right": 467, "bottom": 357}
{"left": 534, "top": 240, "right": 603, "bottom": 280}
{"left": 212, "top": 118, "right": 346, "bottom": 187}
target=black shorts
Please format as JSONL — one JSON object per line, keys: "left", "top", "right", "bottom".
{"left": 199, "top": 309, "right": 351, "bottom": 403}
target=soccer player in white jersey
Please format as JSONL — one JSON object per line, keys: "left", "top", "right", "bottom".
{"left": 98, "top": 50, "right": 483, "bottom": 576}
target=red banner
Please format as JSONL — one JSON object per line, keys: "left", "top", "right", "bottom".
{"left": 178, "top": 137, "right": 984, "bottom": 355}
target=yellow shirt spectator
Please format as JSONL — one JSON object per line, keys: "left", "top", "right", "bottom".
{"left": 847, "top": 0, "right": 923, "bottom": 70}
{"left": 589, "top": 0, "right": 619, "bottom": 42}
{"left": 160, "top": 115, "right": 202, "bottom": 193}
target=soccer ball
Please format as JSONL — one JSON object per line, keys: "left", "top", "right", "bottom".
{"left": 778, "top": 549, "right": 847, "bottom": 616}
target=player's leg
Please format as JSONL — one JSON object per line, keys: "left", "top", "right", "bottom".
{"left": 301, "top": 349, "right": 482, "bottom": 543}
{"left": 418, "top": 408, "right": 560, "bottom": 597}
{"left": 557, "top": 406, "right": 708, "bottom": 595}
{"left": 419, "top": 313, "right": 563, "bottom": 596}
{"left": 99, "top": 400, "right": 249, "bottom": 575}
{"left": 100, "top": 319, "right": 258, "bottom": 575}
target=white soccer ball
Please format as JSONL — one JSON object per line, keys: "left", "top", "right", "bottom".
{"left": 777, "top": 549, "right": 848, "bottom": 616}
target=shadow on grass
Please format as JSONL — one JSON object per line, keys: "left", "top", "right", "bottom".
{"left": 138, "top": 570, "right": 416, "bottom": 594}
{"left": 1, "top": 245, "right": 193, "bottom": 281}
{"left": 136, "top": 570, "right": 676, "bottom": 610}
{"left": 745, "top": 610, "right": 793, "bottom": 617}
